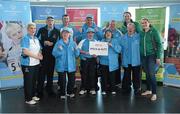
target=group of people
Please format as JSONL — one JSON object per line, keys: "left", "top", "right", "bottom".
{"left": 20, "top": 11, "right": 162, "bottom": 105}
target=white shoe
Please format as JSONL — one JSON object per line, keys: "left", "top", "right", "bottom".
{"left": 141, "top": 90, "right": 152, "bottom": 96}
{"left": 111, "top": 91, "right": 116, "bottom": 95}
{"left": 60, "top": 95, "right": 66, "bottom": 99}
{"left": 102, "top": 91, "right": 106, "bottom": 95}
{"left": 25, "top": 100, "right": 36, "bottom": 105}
{"left": 32, "top": 96, "right": 40, "bottom": 101}
{"left": 79, "top": 90, "right": 87, "bottom": 95}
{"left": 67, "top": 94, "right": 75, "bottom": 98}
{"left": 90, "top": 90, "right": 96, "bottom": 95}
{"left": 116, "top": 83, "right": 122, "bottom": 88}
{"left": 151, "top": 94, "right": 157, "bottom": 101}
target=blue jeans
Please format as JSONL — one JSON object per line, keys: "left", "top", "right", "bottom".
{"left": 141, "top": 55, "right": 157, "bottom": 94}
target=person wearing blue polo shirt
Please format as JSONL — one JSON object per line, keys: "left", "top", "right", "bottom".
{"left": 99, "top": 29, "right": 121, "bottom": 95}
{"left": 121, "top": 23, "right": 141, "bottom": 95}
{"left": 78, "top": 28, "right": 98, "bottom": 95}
{"left": 21, "top": 23, "right": 43, "bottom": 105}
{"left": 52, "top": 27, "right": 80, "bottom": 99}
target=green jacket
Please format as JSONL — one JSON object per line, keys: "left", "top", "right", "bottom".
{"left": 140, "top": 26, "right": 162, "bottom": 59}
{"left": 120, "top": 20, "right": 141, "bottom": 34}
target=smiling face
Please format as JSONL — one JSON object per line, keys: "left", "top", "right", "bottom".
{"left": 62, "top": 30, "right": 70, "bottom": 41}
{"left": 87, "top": 31, "right": 94, "bottom": 40}
{"left": 141, "top": 18, "right": 150, "bottom": 30}
{"left": 62, "top": 15, "right": 70, "bottom": 26}
{"left": 6, "top": 23, "right": 23, "bottom": 45}
{"left": 86, "top": 17, "right": 93, "bottom": 27}
{"left": 105, "top": 31, "right": 112, "bottom": 39}
{"left": 124, "top": 12, "right": 131, "bottom": 23}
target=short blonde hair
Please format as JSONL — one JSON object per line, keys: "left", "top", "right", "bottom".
{"left": 27, "top": 22, "right": 36, "bottom": 29}
{"left": 5, "top": 23, "right": 22, "bottom": 37}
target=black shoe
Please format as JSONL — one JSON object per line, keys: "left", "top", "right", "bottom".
{"left": 37, "top": 92, "right": 44, "bottom": 98}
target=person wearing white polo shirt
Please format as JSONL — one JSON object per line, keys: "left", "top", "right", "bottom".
{"left": 21, "top": 23, "right": 43, "bottom": 105}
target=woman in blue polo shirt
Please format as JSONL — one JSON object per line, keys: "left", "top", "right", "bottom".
{"left": 21, "top": 23, "right": 43, "bottom": 105}
{"left": 99, "top": 29, "right": 121, "bottom": 95}
{"left": 52, "top": 27, "right": 80, "bottom": 99}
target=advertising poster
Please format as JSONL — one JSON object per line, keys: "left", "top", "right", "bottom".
{"left": 100, "top": 3, "right": 128, "bottom": 28}
{"left": 164, "top": 5, "right": 180, "bottom": 87}
{"left": 66, "top": 8, "right": 98, "bottom": 30}
{"left": 0, "top": 1, "right": 31, "bottom": 88}
{"left": 31, "top": 6, "right": 65, "bottom": 30}
{"left": 136, "top": 7, "right": 166, "bottom": 82}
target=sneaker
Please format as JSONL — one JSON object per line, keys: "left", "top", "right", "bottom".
{"left": 79, "top": 90, "right": 87, "bottom": 95}
{"left": 102, "top": 91, "right": 106, "bottom": 95}
{"left": 90, "top": 90, "right": 96, "bottom": 95}
{"left": 32, "top": 96, "right": 40, "bottom": 101}
{"left": 57, "top": 86, "right": 61, "bottom": 91}
{"left": 141, "top": 90, "right": 152, "bottom": 96}
{"left": 111, "top": 91, "right": 116, "bottom": 95}
{"left": 67, "top": 94, "right": 75, "bottom": 98}
{"left": 60, "top": 95, "right": 66, "bottom": 99}
{"left": 151, "top": 94, "right": 157, "bottom": 101}
{"left": 25, "top": 100, "right": 36, "bottom": 105}
{"left": 116, "top": 83, "right": 122, "bottom": 89}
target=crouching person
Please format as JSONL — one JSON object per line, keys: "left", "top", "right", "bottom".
{"left": 52, "top": 27, "right": 80, "bottom": 99}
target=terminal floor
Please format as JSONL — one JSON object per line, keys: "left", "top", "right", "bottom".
{"left": 0, "top": 84, "right": 180, "bottom": 113}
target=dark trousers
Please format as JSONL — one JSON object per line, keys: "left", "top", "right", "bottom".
{"left": 58, "top": 71, "right": 75, "bottom": 96}
{"left": 122, "top": 65, "right": 141, "bottom": 92}
{"left": 116, "top": 53, "right": 122, "bottom": 85}
{"left": 22, "top": 65, "right": 40, "bottom": 101}
{"left": 81, "top": 58, "right": 97, "bottom": 90}
{"left": 79, "top": 60, "right": 86, "bottom": 90}
{"left": 101, "top": 65, "right": 116, "bottom": 92}
{"left": 141, "top": 55, "right": 157, "bottom": 94}
{"left": 38, "top": 55, "right": 55, "bottom": 94}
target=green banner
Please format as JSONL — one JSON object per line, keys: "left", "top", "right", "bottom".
{"left": 136, "top": 8, "right": 166, "bottom": 82}
{"left": 136, "top": 7, "right": 166, "bottom": 34}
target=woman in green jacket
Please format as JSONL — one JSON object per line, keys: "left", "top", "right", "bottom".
{"left": 140, "top": 18, "right": 162, "bottom": 101}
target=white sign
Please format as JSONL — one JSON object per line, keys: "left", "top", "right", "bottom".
{"left": 89, "top": 41, "right": 108, "bottom": 56}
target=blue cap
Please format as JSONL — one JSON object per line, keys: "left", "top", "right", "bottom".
{"left": 61, "top": 27, "right": 71, "bottom": 33}
{"left": 86, "top": 28, "right": 95, "bottom": 33}
{"left": 86, "top": 14, "right": 94, "bottom": 19}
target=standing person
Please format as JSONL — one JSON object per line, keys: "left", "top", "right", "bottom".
{"left": 140, "top": 18, "right": 162, "bottom": 101}
{"left": 59, "top": 14, "right": 79, "bottom": 42}
{"left": 120, "top": 11, "right": 141, "bottom": 34}
{"left": 109, "top": 20, "right": 123, "bottom": 88}
{"left": 78, "top": 28, "right": 98, "bottom": 95}
{"left": 36, "top": 16, "right": 60, "bottom": 97}
{"left": 121, "top": 23, "right": 141, "bottom": 94}
{"left": 99, "top": 29, "right": 121, "bottom": 95}
{"left": 58, "top": 14, "right": 79, "bottom": 91}
{"left": 80, "top": 14, "right": 103, "bottom": 41}
{"left": 52, "top": 27, "right": 80, "bottom": 99}
{"left": 79, "top": 14, "right": 103, "bottom": 92}
{"left": 21, "top": 23, "right": 43, "bottom": 105}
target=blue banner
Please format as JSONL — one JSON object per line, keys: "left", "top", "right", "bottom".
{"left": 100, "top": 3, "right": 128, "bottom": 28}
{"left": 31, "top": 6, "right": 65, "bottom": 30}
{"left": 0, "top": 1, "right": 31, "bottom": 89}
